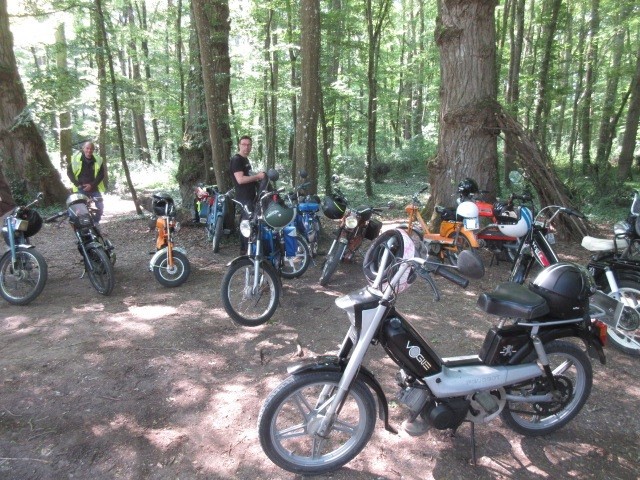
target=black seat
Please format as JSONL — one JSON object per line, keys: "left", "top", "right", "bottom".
{"left": 477, "top": 282, "right": 549, "bottom": 319}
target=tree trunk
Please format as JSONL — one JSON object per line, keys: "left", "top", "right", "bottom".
{"left": 365, "top": 0, "right": 392, "bottom": 196}
{"left": 430, "top": 0, "right": 499, "bottom": 213}
{"left": 95, "top": 0, "right": 142, "bottom": 214}
{"left": 580, "top": 0, "right": 600, "bottom": 175}
{"left": 55, "top": 23, "right": 72, "bottom": 172}
{"left": 618, "top": 44, "right": 640, "bottom": 182}
{"left": 0, "top": 0, "right": 67, "bottom": 205}
{"left": 294, "top": 0, "right": 321, "bottom": 194}
{"left": 192, "top": 0, "right": 233, "bottom": 193}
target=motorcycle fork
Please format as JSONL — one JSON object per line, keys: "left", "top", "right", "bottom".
{"left": 530, "top": 331, "right": 558, "bottom": 390}
{"left": 156, "top": 217, "right": 173, "bottom": 268}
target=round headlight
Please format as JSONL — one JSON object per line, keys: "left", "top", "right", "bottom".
{"left": 345, "top": 214, "right": 358, "bottom": 229}
{"left": 240, "top": 219, "right": 251, "bottom": 238}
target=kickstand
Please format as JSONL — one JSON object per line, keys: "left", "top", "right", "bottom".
{"left": 469, "top": 421, "right": 477, "bottom": 466}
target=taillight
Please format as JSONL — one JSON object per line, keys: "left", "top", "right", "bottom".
{"left": 592, "top": 319, "right": 608, "bottom": 346}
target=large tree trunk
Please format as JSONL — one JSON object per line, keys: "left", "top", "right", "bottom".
{"left": 192, "top": 0, "right": 233, "bottom": 192}
{"left": 294, "top": 0, "right": 321, "bottom": 194}
{"left": 0, "top": 0, "right": 67, "bottom": 205}
{"left": 617, "top": 44, "right": 640, "bottom": 182}
{"left": 430, "top": 0, "right": 499, "bottom": 213}
{"left": 580, "top": 0, "right": 600, "bottom": 175}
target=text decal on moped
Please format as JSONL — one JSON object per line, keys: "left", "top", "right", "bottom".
{"left": 406, "top": 342, "right": 432, "bottom": 370}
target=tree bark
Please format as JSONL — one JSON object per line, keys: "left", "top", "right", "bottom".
{"left": 0, "top": 0, "right": 67, "bottom": 205}
{"left": 430, "top": 0, "right": 499, "bottom": 213}
{"left": 294, "top": 0, "right": 321, "bottom": 194}
{"left": 55, "top": 23, "right": 72, "bottom": 172}
{"left": 580, "top": 0, "right": 600, "bottom": 175}
{"left": 192, "top": 0, "right": 233, "bottom": 192}
{"left": 618, "top": 44, "right": 640, "bottom": 182}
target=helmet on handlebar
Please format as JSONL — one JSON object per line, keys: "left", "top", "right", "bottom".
{"left": 363, "top": 228, "right": 416, "bottom": 292}
{"left": 322, "top": 193, "right": 348, "bottom": 220}
{"left": 494, "top": 202, "right": 532, "bottom": 238}
{"left": 529, "top": 262, "right": 596, "bottom": 319}
{"left": 152, "top": 192, "right": 176, "bottom": 217}
{"left": 17, "top": 208, "right": 43, "bottom": 238}
{"left": 264, "top": 199, "right": 295, "bottom": 229}
{"left": 457, "top": 178, "right": 479, "bottom": 197}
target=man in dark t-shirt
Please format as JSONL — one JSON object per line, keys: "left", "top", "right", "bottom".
{"left": 230, "top": 135, "right": 265, "bottom": 252}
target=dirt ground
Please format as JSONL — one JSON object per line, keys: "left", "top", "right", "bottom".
{"left": 1, "top": 194, "right": 639, "bottom": 480}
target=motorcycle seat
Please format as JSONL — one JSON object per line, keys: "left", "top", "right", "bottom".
{"left": 477, "top": 282, "right": 550, "bottom": 319}
{"left": 581, "top": 235, "right": 628, "bottom": 252}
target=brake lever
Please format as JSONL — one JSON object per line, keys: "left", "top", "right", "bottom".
{"left": 416, "top": 266, "right": 441, "bottom": 301}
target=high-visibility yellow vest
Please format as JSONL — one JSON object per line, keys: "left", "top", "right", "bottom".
{"left": 70, "top": 152, "right": 105, "bottom": 193}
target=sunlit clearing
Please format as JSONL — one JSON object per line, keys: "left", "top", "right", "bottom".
{"left": 105, "top": 313, "right": 154, "bottom": 336}
{"left": 145, "top": 428, "right": 188, "bottom": 451}
{"left": 128, "top": 305, "right": 177, "bottom": 320}
{"left": 2, "top": 316, "right": 32, "bottom": 329}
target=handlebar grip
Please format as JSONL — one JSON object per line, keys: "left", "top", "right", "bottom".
{"left": 433, "top": 264, "right": 469, "bottom": 288}
{"left": 565, "top": 208, "right": 586, "bottom": 219}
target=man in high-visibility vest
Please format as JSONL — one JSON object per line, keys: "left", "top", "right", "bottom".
{"left": 67, "top": 141, "right": 106, "bottom": 225}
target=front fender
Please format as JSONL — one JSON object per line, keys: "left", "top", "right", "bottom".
{"left": 149, "top": 246, "right": 187, "bottom": 270}
{"left": 287, "top": 356, "right": 397, "bottom": 434}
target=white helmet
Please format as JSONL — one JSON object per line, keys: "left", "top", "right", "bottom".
{"left": 456, "top": 200, "right": 479, "bottom": 219}
{"left": 363, "top": 228, "right": 416, "bottom": 292}
{"left": 496, "top": 205, "right": 533, "bottom": 238}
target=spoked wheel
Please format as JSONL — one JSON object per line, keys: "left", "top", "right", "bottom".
{"left": 501, "top": 341, "right": 592, "bottom": 436}
{"left": 152, "top": 249, "right": 191, "bottom": 287}
{"left": 280, "top": 237, "right": 311, "bottom": 279}
{"left": 606, "top": 281, "right": 640, "bottom": 356}
{"left": 258, "top": 371, "right": 376, "bottom": 475}
{"left": 212, "top": 217, "right": 223, "bottom": 253}
{"left": 319, "top": 242, "right": 346, "bottom": 287}
{"left": 85, "top": 246, "right": 115, "bottom": 296}
{"left": 0, "top": 248, "right": 48, "bottom": 305}
{"left": 444, "top": 232, "right": 474, "bottom": 266}
{"left": 221, "top": 258, "right": 280, "bottom": 326}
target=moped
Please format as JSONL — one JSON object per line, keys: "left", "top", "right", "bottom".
{"left": 258, "top": 228, "right": 607, "bottom": 474}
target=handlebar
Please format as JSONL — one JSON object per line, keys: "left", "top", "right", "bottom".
{"left": 44, "top": 211, "right": 66, "bottom": 223}
{"left": 412, "top": 257, "right": 470, "bottom": 288}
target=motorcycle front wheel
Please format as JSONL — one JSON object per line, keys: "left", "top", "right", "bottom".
{"left": 319, "top": 242, "right": 347, "bottom": 287}
{"left": 221, "top": 258, "right": 280, "bottom": 326}
{"left": 212, "top": 217, "right": 223, "bottom": 253}
{"left": 258, "top": 371, "right": 376, "bottom": 475}
{"left": 606, "top": 280, "right": 640, "bottom": 356}
{"left": 280, "top": 237, "right": 311, "bottom": 279}
{"left": 152, "top": 249, "right": 191, "bottom": 287}
{"left": 0, "top": 247, "right": 48, "bottom": 305}
{"left": 85, "top": 246, "right": 115, "bottom": 296}
{"left": 501, "top": 340, "right": 592, "bottom": 436}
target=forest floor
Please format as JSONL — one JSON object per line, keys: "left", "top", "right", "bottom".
{"left": 1, "top": 194, "right": 639, "bottom": 480}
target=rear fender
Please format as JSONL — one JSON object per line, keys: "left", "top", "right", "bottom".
{"left": 508, "top": 324, "right": 606, "bottom": 365}
{"left": 287, "top": 356, "right": 397, "bottom": 434}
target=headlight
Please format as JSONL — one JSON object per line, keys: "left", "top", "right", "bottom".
{"left": 345, "top": 214, "right": 358, "bottom": 229}
{"left": 240, "top": 219, "right": 251, "bottom": 238}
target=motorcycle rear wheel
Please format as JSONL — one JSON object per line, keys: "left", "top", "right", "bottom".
{"left": 280, "top": 237, "right": 311, "bottom": 279}
{"left": 221, "top": 258, "right": 280, "bottom": 326}
{"left": 501, "top": 341, "right": 592, "bottom": 436}
{"left": 319, "top": 242, "right": 346, "bottom": 287}
{"left": 606, "top": 281, "right": 640, "bottom": 356}
{"left": 0, "top": 247, "right": 48, "bottom": 305}
{"left": 152, "top": 249, "right": 191, "bottom": 287}
{"left": 258, "top": 371, "right": 376, "bottom": 475}
{"left": 85, "top": 246, "right": 115, "bottom": 296}
{"left": 444, "top": 232, "right": 474, "bottom": 266}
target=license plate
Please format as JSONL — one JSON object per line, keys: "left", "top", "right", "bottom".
{"left": 546, "top": 233, "right": 556, "bottom": 244}
{"left": 464, "top": 218, "right": 479, "bottom": 230}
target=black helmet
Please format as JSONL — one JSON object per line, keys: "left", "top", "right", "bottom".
{"left": 152, "top": 192, "right": 176, "bottom": 217}
{"left": 322, "top": 194, "right": 347, "bottom": 220}
{"left": 529, "top": 262, "right": 596, "bottom": 319}
{"left": 362, "top": 228, "right": 416, "bottom": 290}
{"left": 17, "top": 208, "right": 43, "bottom": 238}
{"left": 264, "top": 199, "right": 295, "bottom": 228}
{"left": 458, "top": 178, "right": 479, "bottom": 197}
